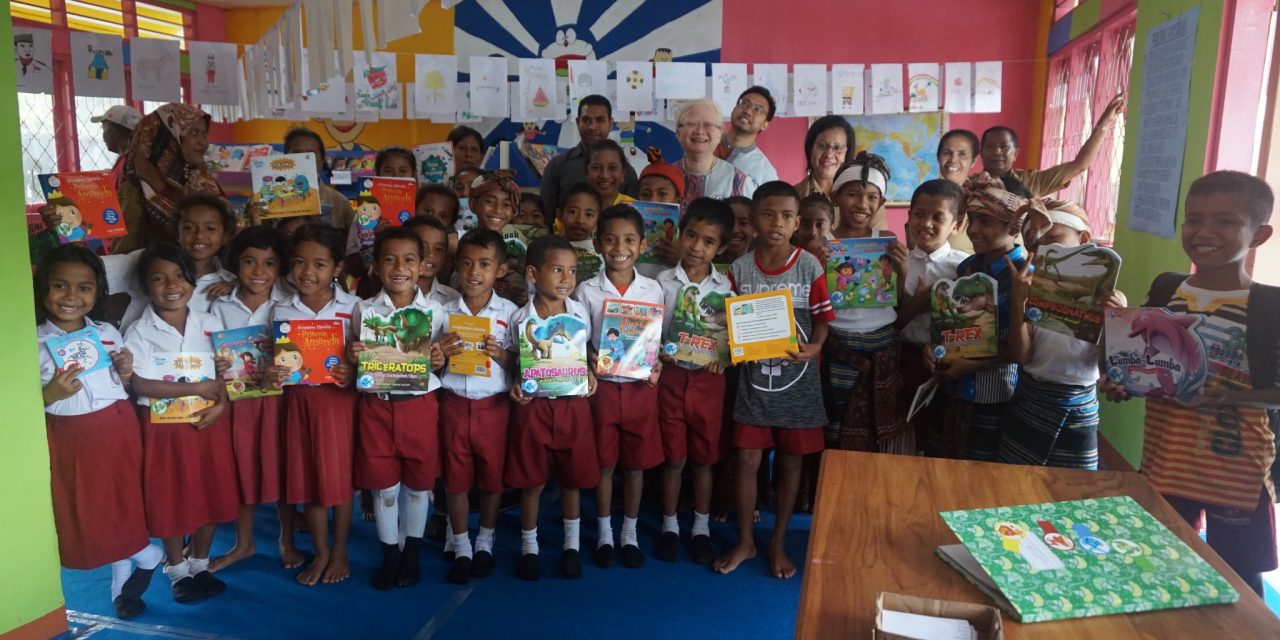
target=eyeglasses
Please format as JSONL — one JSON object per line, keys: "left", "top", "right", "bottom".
{"left": 815, "top": 143, "right": 847, "bottom": 154}
{"left": 735, "top": 98, "right": 767, "bottom": 115}
{"left": 678, "top": 121, "right": 722, "bottom": 132}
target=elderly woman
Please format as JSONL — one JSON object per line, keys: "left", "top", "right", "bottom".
{"left": 676, "top": 100, "right": 755, "bottom": 206}
{"left": 795, "top": 116, "right": 854, "bottom": 199}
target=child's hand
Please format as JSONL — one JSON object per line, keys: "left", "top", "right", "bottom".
{"left": 646, "top": 359, "right": 663, "bottom": 386}
{"left": 509, "top": 384, "right": 532, "bottom": 405}
{"left": 43, "top": 364, "right": 83, "bottom": 404}
{"left": 586, "top": 370, "right": 599, "bottom": 398}
{"left": 1099, "top": 377, "right": 1130, "bottom": 402}
{"left": 1005, "top": 254, "right": 1033, "bottom": 306}
{"left": 110, "top": 348, "right": 133, "bottom": 381}
{"left": 483, "top": 335, "right": 505, "bottom": 361}
{"left": 705, "top": 361, "right": 726, "bottom": 375}
{"left": 937, "top": 356, "right": 983, "bottom": 380}
{"left": 440, "top": 332, "right": 465, "bottom": 357}
{"left": 652, "top": 237, "right": 682, "bottom": 267}
{"left": 191, "top": 398, "right": 227, "bottom": 430}
{"left": 39, "top": 203, "right": 61, "bottom": 234}
{"left": 1100, "top": 289, "right": 1128, "bottom": 309}
{"left": 331, "top": 363, "right": 352, "bottom": 388}
{"left": 196, "top": 378, "right": 224, "bottom": 401}
{"left": 245, "top": 202, "right": 268, "bottom": 227}
{"left": 889, "top": 241, "right": 909, "bottom": 275}
{"left": 784, "top": 340, "right": 821, "bottom": 363}
{"left": 347, "top": 341, "right": 366, "bottom": 363}
{"left": 214, "top": 354, "right": 233, "bottom": 379}
{"left": 429, "top": 342, "right": 446, "bottom": 369}
{"left": 1096, "top": 93, "right": 1126, "bottom": 130}
{"left": 263, "top": 362, "right": 288, "bottom": 389}
{"left": 204, "top": 280, "right": 235, "bottom": 301}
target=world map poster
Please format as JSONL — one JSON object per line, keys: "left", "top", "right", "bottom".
{"left": 839, "top": 112, "right": 946, "bottom": 204}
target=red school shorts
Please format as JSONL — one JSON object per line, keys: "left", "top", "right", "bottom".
{"left": 658, "top": 365, "right": 727, "bottom": 467}
{"left": 589, "top": 379, "right": 663, "bottom": 470}
{"left": 734, "top": 423, "right": 825, "bottom": 456}
{"left": 355, "top": 392, "right": 440, "bottom": 492}
{"left": 441, "top": 391, "right": 510, "bottom": 494}
{"left": 505, "top": 396, "right": 600, "bottom": 490}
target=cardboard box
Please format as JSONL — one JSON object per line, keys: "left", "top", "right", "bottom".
{"left": 874, "top": 592, "right": 1004, "bottom": 640}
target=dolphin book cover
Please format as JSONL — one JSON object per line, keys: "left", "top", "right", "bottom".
{"left": 356, "top": 307, "right": 434, "bottom": 392}
{"left": 250, "top": 152, "right": 321, "bottom": 220}
{"left": 517, "top": 313, "right": 589, "bottom": 398}
{"left": 38, "top": 171, "right": 127, "bottom": 244}
{"left": 147, "top": 352, "right": 216, "bottom": 424}
{"left": 1026, "top": 243, "right": 1122, "bottom": 344}
{"left": 824, "top": 237, "right": 897, "bottom": 308}
{"left": 662, "top": 284, "right": 730, "bottom": 367}
{"left": 930, "top": 273, "right": 998, "bottom": 361}
{"left": 272, "top": 319, "right": 344, "bottom": 386}
{"left": 1103, "top": 308, "right": 1209, "bottom": 403}
{"left": 212, "top": 324, "right": 281, "bottom": 401}
{"left": 596, "top": 299, "right": 664, "bottom": 380}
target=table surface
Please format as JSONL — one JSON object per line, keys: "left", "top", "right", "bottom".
{"left": 795, "top": 451, "right": 1280, "bottom": 639}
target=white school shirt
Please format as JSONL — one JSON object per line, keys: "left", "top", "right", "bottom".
{"left": 352, "top": 287, "right": 447, "bottom": 395}
{"left": 38, "top": 319, "right": 130, "bottom": 417}
{"left": 829, "top": 230, "right": 898, "bottom": 335}
{"left": 1023, "top": 327, "right": 1101, "bottom": 387}
{"left": 268, "top": 283, "right": 360, "bottom": 327}
{"left": 106, "top": 250, "right": 237, "bottom": 328}
{"left": 656, "top": 263, "right": 734, "bottom": 370}
{"left": 440, "top": 292, "right": 518, "bottom": 399}
{"left": 572, "top": 268, "right": 666, "bottom": 384}
{"left": 901, "top": 243, "right": 969, "bottom": 345}
{"left": 424, "top": 278, "right": 463, "bottom": 307}
{"left": 210, "top": 284, "right": 291, "bottom": 329}
{"left": 123, "top": 305, "right": 224, "bottom": 406}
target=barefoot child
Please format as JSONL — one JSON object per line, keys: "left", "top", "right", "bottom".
{"left": 37, "top": 245, "right": 163, "bottom": 619}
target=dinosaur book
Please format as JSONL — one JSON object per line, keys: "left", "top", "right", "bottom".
{"left": 272, "top": 319, "right": 345, "bottom": 386}
{"left": 824, "top": 237, "right": 897, "bottom": 309}
{"left": 662, "top": 284, "right": 730, "bottom": 367}
{"left": 147, "top": 352, "right": 216, "bottom": 424}
{"left": 38, "top": 171, "right": 127, "bottom": 244}
{"left": 930, "top": 273, "right": 998, "bottom": 361}
{"left": 517, "top": 313, "right": 590, "bottom": 398}
{"left": 596, "top": 299, "right": 665, "bottom": 380}
{"left": 632, "top": 201, "right": 680, "bottom": 266}
{"left": 448, "top": 314, "right": 492, "bottom": 377}
{"left": 1026, "top": 243, "right": 1122, "bottom": 343}
{"left": 212, "top": 325, "right": 281, "bottom": 401}
{"left": 250, "top": 152, "right": 321, "bottom": 220}
{"left": 1103, "top": 308, "right": 1209, "bottom": 403}
{"left": 356, "top": 307, "right": 434, "bottom": 392}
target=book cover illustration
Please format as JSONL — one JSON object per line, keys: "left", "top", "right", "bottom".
{"left": 825, "top": 237, "right": 897, "bottom": 308}
{"left": 206, "top": 144, "right": 271, "bottom": 172}
{"left": 211, "top": 324, "right": 281, "bottom": 401}
{"left": 632, "top": 201, "right": 680, "bottom": 265}
{"left": 38, "top": 172, "right": 127, "bottom": 243}
{"left": 494, "top": 224, "right": 547, "bottom": 307}
{"left": 355, "top": 307, "right": 434, "bottom": 392}
{"left": 147, "top": 352, "right": 216, "bottom": 424}
{"left": 272, "top": 319, "right": 345, "bottom": 386}
{"left": 1026, "top": 243, "right": 1122, "bottom": 344}
{"left": 930, "top": 273, "right": 998, "bottom": 361}
{"left": 596, "top": 299, "right": 665, "bottom": 379}
{"left": 939, "top": 496, "right": 1237, "bottom": 623}
{"left": 448, "top": 314, "right": 492, "bottom": 377}
{"left": 454, "top": 198, "right": 478, "bottom": 235}
{"left": 47, "top": 325, "right": 112, "bottom": 377}
{"left": 573, "top": 244, "right": 604, "bottom": 283}
{"left": 517, "top": 313, "right": 590, "bottom": 398}
{"left": 662, "top": 284, "right": 730, "bottom": 367}
{"left": 1103, "top": 308, "right": 1208, "bottom": 403}
{"left": 413, "top": 142, "right": 454, "bottom": 184}
{"left": 517, "top": 138, "right": 559, "bottom": 178}
{"left": 725, "top": 289, "right": 798, "bottom": 364}
{"left": 249, "top": 153, "right": 321, "bottom": 220}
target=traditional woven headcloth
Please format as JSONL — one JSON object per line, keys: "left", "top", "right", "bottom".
{"left": 468, "top": 169, "right": 520, "bottom": 210}
{"left": 1041, "top": 198, "right": 1091, "bottom": 233}
{"left": 832, "top": 151, "right": 891, "bottom": 197}
{"left": 963, "top": 172, "right": 1052, "bottom": 244}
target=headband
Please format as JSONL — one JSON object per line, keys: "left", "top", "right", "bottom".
{"left": 832, "top": 162, "right": 888, "bottom": 197}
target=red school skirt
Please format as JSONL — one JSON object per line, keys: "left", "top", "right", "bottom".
{"left": 140, "top": 404, "right": 240, "bottom": 539}
{"left": 282, "top": 385, "right": 357, "bottom": 508}
{"left": 229, "top": 394, "right": 284, "bottom": 505}
{"left": 46, "top": 400, "right": 150, "bottom": 570}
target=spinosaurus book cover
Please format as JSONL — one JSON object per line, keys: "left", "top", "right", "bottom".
{"left": 1103, "top": 308, "right": 1209, "bottom": 403}
{"left": 662, "top": 284, "right": 731, "bottom": 367}
{"left": 147, "top": 352, "right": 216, "bottom": 424}
{"left": 596, "top": 299, "right": 664, "bottom": 380}
{"left": 517, "top": 312, "right": 589, "bottom": 398}
{"left": 355, "top": 306, "right": 435, "bottom": 392}
{"left": 272, "top": 319, "right": 344, "bottom": 386}
{"left": 212, "top": 325, "right": 280, "bottom": 401}
{"left": 824, "top": 237, "right": 897, "bottom": 308}
{"left": 38, "top": 171, "right": 127, "bottom": 244}
{"left": 930, "top": 273, "right": 998, "bottom": 361}
{"left": 1026, "top": 243, "right": 1122, "bottom": 344}
{"left": 249, "top": 153, "right": 321, "bottom": 220}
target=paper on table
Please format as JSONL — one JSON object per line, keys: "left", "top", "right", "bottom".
{"left": 725, "top": 289, "right": 797, "bottom": 364}
{"left": 880, "top": 610, "right": 976, "bottom": 640}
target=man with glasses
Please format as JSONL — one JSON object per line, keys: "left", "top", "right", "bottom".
{"left": 715, "top": 86, "right": 779, "bottom": 186}
{"left": 540, "top": 94, "right": 639, "bottom": 219}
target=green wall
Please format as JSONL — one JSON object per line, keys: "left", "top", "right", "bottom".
{"left": 0, "top": 2, "right": 67, "bottom": 636}
{"left": 1102, "top": 0, "right": 1224, "bottom": 467}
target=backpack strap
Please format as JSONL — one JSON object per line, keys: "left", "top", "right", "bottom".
{"left": 1247, "top": 282, "right": 1280, "bottom": 390}
{"left": 1143, "top": 272, "right": 1191, "bottom": 308}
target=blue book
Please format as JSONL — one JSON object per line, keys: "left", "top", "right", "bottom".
{"left": 47, "top": 326, "right": 111, "bottom": 376}
{"left": 632, "top": 201, "right": 680, "bottom": 265}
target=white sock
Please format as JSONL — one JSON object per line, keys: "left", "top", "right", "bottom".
{"left": 110, "top": 560, "right": 132, "bottom": 599}
{"left": 476, "top": 526, "right": 496, "bottom": 554}
{"left": 443, "top": 517, "right": 456, "bottom": 553}
{"left": 402, "top": 487, "right": 431, "bottom": 538}
{"left": 521, "top": 528, "right": 539, "bottom": 555}
{"left": 187, "top": 557, "right": 209, "bottom": 574}
{"left": 373, "top": 483, "right": 402, "bottom": 545}
{"left": 131, "top": 544, "right": 163, "bottom": 570}
{"left": 597, "top": 516, "right": 613, "bottom": 548}
{"left": 621, "top": 516, "right": 639, "bottom": 547}
{"left": 692, "top": 511, "right": 711, "bottom": 537}
{"left": 564, "top": 518, "right": 580, "bottom": 551}
{"left": 662, "top": 513, "right": 680, "bottom": 535}
{"left": 163, "top": 559, "right": 191, "bottom": 584}
{"left": 453, "top": 532, "right": 473, "bottom": 559}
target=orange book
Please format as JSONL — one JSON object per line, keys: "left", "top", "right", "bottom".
{"left": 272, "top": 319, "right": 345, "bottom": 385}
{"left": 38, "top": 171, "right": 127, "bottom": 243}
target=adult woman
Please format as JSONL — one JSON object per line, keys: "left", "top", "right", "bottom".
{"left": 795, "top": 116, "right": 854, "bottom": 199}
{"left": 936, "top": 129, "right": 980, "bottom": 251}
{"left": 676, "top": 100, "right": 754, "bottom": 207}
{"left": 448, "top": 126, "right": 486, "bottom": 171}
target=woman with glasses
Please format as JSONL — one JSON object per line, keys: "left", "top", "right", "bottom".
{"left": 795, "top": 116, "right": 855, "bottom": 200}
{"left": 675, "top": 100, "right": 756, "bottom": 207}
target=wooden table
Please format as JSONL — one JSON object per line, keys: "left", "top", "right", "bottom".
{"left": 795, "top": 451, "right": 1280, "bottom": 639}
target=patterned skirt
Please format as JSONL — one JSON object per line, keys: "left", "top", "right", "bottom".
{"left": 821, "top": 326, "right": 913, "bottom": 454}
{"left": 998, "top": 375, "right": 1099, "bottom": 470}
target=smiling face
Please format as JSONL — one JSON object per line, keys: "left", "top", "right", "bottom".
{"left": 809, "top": 127, "right": 849, "bottom": 183}
{"left": 145, "top": 258, "right": 194, "bottom": 313}
{"left": 731, "top": 92, "right": 770, "bottom": 136}
{"left": 179, "top": 118, "right": 210, "bottom": 167}
{"left": 527, "top": 247, "right": 578, "bottom": 302}
{"left": 236, "top": 247, "right": 280, "bottom": 297}
{"left": 678, "top": 219, "right": 725, "bottom": 273}
{"left": 577, "top": 104, "right": 613, "bottom": 147}
{"left": 938, "top": 135, "right": 976, "bottom": 184}
{"left": 178, "top": 205, "right": 227, "bottom": 267}
{"left": 677, "top": 104, "right": 722, "bottom": 158}
{"left": 753, "top": 195, "right": 800, "bottom": 250}
{"left": 376, "top": 237, "right": 422, "bottom": 296}
{"left": 411, "top": 226, "right": 449, "bottom": 282}
{"left": 455, "top": 241, "right": 506, "bottom": 299}
{"left": 725, "top": 200, "right": 755, "bottom": 259}
{"left": 966, "top": 210, "right": 1019, "bottom": 259}
{"left": 907, "top": 193, "right": 961, "bottom": 253}
{"left": 980, "top": 130, "right": 1017, "bottom": 176}
{"left": 835, "top": 181, "right": 883, "bottom": 233}
{"left": 452, "top": 136, "right": 483, "bottom": 169}
{"left": 471, "top": 191, "right": 515, "bottom": 232}
{"left": 289, "top": 239, "right": 339, "bottom": 298}
{"left": 44, "top": 261, "right": 97, "bottom": 330}
{"left": 595, "top": 216, "right": 645, "bottom": 274}
{"left": 1181, "top": 192, "right": 1273, "bottom": 272}
{"left": 587, "top": 148, "right": 625, "bottom": 202}
{"left": 559, "top": 192, "right": 599, "bottom": 242}
{"left": 797, "top": 204, "right": 832, "bottom": 251}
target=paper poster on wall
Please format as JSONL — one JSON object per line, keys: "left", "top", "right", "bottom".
{"left": 710, "top": 62, "right": 747, "bottom": 118}
{"left": 189, "top": 41, "right": 241, "bottom": 106}
{"left": 752, "top": 63, "right": 790, "bottom": 117}
{"left": 129, "top": 38, "right": 181, "bottom": 103}
{"left": 944, "top": 62, "right": 973, "bottom": 113}
{"left": 791, "top": 64, "right": 828, "bottom": 118}
{"left": 830, "top": 64, "right": 864, "bottom": 116}
{"left": 414, "top": 54, "right": 458, "bottom": 118}
{"left": 468, "top": 55, "right": 510, "bottom": 118}
{"left": 568, "top": 59, "right": 609, "bottom": 115}
{"left": 299, "top": 53, "right": 346, "bottom": 114}
{"left": 655, "top": 62, "right": 706, "bottom": 100}
{"left": 616, "top": 61, "right": 654, "bottom": 114}
{"left": 70, "top": 32, "right": 125, "bottom": 99}
{"left": 974, "top": 61, "right": 1002, "bottom": 113}
{"left": 13, "top": 28, "right": 53, "bottom": 94}
{"left": 870, "top": 64, "right": 903, "bottom": 114}
{"left": 907, "top": 63, "right": 940, "bottom": 112}
{"left": 456, "top": 82, "right": 482, "bottom": 123}
{"left": 519, "top": 58, "right": 560, "bottom": 121}
{"left": 355, "top": 51, "right": 401, "bottom": 112}
{"left": 510, "top": 80, "right": 527, "bottom": 123}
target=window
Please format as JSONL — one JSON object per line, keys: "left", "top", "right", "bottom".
{"left": 18, "top": 92, "right": 58, "bottom": 203}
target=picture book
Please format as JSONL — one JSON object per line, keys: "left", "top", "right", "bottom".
{"left": 249, "top": 153, "right": 321, "bottom": 220}
{"left": 147, "top": 352, "right": 216, "bottom": 424}
{"left": 572, "top": 242, "right": 604, "bottom": 283}
{"left": 725, "top": 289, "right": 798, "bottom": 364}
{"left": 495, "top": 224, "right": 547, "bottom": 307}
{"left": 1103, "top": 307, "right": 1209, "bottom": 403}
{"left": 355, "top": 307, "right": 434, "bottom": 392}
{"left": 448, "top": 314, "right": 492, "bottom": 377}
{"left": 517, "top": 313, "right": 590, "bottom": 398}
{"left": 351, "top": 176, "right": 417, "bottom": 263}
{"left": 662, "top": 283, "right": 731, "bottom": 367}
{"left": 930, "top": 273, "right": 998, "bottom": 361}
{"left": 272, "top": 319, "right": 345, "bottom": 386}
{"left": 517, "top": 138, "right": 559, "bottom": 178}
{"left": 596, "top": 299, "right": 665, "bottom": 379}
{"left": 1026, "top": 243, "right": 1122, "bottom": 344}
{"left": 824, "top": 237, "right": 897, "bottom": 308}
{"left": 632, "top": 201, "right": 680, "bottom": 266}
{"left": 211, "top": 324, "right": 280, "bottom": 401}
{"left": 206, "top": 143, "right": 271, "bottom": 172}
{"left": 413, "top": 142, "right": 454, "bottom": 184}
{"left": 455, "top": 198, "right": 478, "bottom": 234}
{"left": 938, "top": 496, "right": 1237, "bottom": 623}
{"left": 38, "top": 171, "right": 127, "bottom": 244}
{"left": 46, "top": 325, "right": 111, "bottom": 377}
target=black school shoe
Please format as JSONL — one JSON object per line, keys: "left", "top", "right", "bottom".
{"left": 192, "top": 571, "right": 225, "bottom": 598}
{"left": 171, "top": 576, "right": 204, "bottom": 604}
{"left": 656, "top": 531, "right": 680, "bottom": 562}
{"left": 447, "top": 556, "right": 472, "bottom": 584}
{"left": 516, "top": 553, "right": 540, "bottom": 581}
{"left": 471, "top": 550, "right": 495, "bottom": 577}
{"left": 691, "top": 534, "right": 715, "bottom": 565}
{"left": 112, "top": 595, "right": 145, "bottom": 620}
{"left": 561, "top": 549, "right": 582, "bottom": 579}
{"left": 621, "top": 544, "right": 645, "bottom": 568}
{"left": 592, "top": 543, "right": 615, "bottom": 568}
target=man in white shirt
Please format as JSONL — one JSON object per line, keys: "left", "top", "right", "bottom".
{"left": 715, "top": 86, "right": 780, "bottom": 186}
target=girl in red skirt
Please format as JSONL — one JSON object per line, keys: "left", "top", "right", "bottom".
{"left": 266, "top": 224, "right": 360, "bottom": 586}
{"left": 209, "top": 226, "right": 291, "bottom": 572}
{"left": 123, "top": 243, "right": 238, "bottom": 604}
{"left": 37, "top": 245, "right": 163, "bottom": 620}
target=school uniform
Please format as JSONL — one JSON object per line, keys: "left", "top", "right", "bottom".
{"left": 106, "top": 250, "right": 236, "bottom": 327}
{"left": 124, "top": 306, "right": 238, "bottom": 538}
{"left": 573, "top": 269, "right": 666, "bottom": 471}
{"left": 504, "top": 297, "right": 600, "bottom": 490}
{"left": 39, "top": 319, "right": 149, "bottom": 569}
{"left": 901, "top": 243, "right": 968, "bottom": 447}
{"left": 271, "top": 284, "right": 360, "bottom": 507}
{"left": 440, "top": 293, "right": 517, "bottom": 494}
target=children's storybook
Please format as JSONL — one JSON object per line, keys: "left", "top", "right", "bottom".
{"left": 272, "top": 319, "right": 345, "bottom": 386}
{"left": 38, "top": 171, "right": 127, "bottom": 244}
{"left": 632, "top": 201, "right": 680, "bottom": 266}
{"left": 249, "top": 153, "right": 321, "bottom": 219}
{"left": 455, "top": 198, "right": 478, "bottom": 234}
{"left": 206, "top": 144, "right": 271, "bottom": 172}
{"left": 725, "top": 289, "right": 798, "bottom": 364}
{"left": 448, "top": 315, "right": 492, "bottom": 377}
{"left": 1026, "top": 243, "right": 1122, "bottom": 344}
{"left": 825, "top": 237, "right": 897, "bottom": 308}
{"left": 517, "top": 313, "right": 590, "bottom": 398}
{"left": 413, "top": 142, "right": 454, "bottom": 184}
{"left": 937, "top": 496, "right": 1237, "bottom": 623}
{"left": 517, "top": 138, "right": 558, "bottom": 179}
{"left": 147, "top": 352, "right": 216, "bottom": 424}
{"left": 596, "top": 299, "right": 664, "bottom": 379}
{"left": 212, "top": 324, "right": 281, "bottom": 401}
{"left": 662, "top": 284, "right": 731, "bottom": 367}
{"left": 1103, "top": 308, "right": 1209, "bottom": 403}
{"left": 573, "top": 243, "right": 604, "bottom": 283}
{"left": 495, "top": 224, "right": 547, "bottom": 307}
{"left": 930, "top": 273, "right": 998, "bottom": 361}
{"left": 355, "top": 306, "right": 434, "bottom": 392}
{"left": 352, "top": 176, "right": 417, "bottom": 263}
{"left": 47, "top": 325, "right": 112, "bottom": 377}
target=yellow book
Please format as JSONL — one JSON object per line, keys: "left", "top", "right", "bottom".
{"left": 724, "top": 289, "right": 798, "bottom": 364}
{"left": 448, "top": 314, "right": 493, "bottom": 377}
